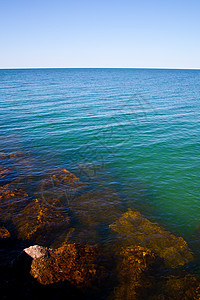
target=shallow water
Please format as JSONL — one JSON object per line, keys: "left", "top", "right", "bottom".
{"left": 0, "top": 68, "right": 200, "bottom": 258}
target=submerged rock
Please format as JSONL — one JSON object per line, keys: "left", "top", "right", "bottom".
{"left": 163, "top": 274, "right": 200, "bottom": 300}
{"left": 0, "top": 184, "right": 29, "bottom": 221}
{"left": 0, "top": 166, "right": 13, "bottom": 180}
{"left": 49, "top": 227, "right": 76, "bottom": 249}
{"left": 68, "top": 188, "right": 123, "bottom": 228}
{"left": 0, "top": 151, "right": 33, "bottom": 188}
{"left": 111, "top": 246, "right": 162, "bottom": 300}
{"left": 150, "top": 274, "right": 200, "bottom": 300}
{"left": 39, "top": 168, "right": 87, "bottom": 203}
{"left": 0, "top": 152, "right": 7, "bottom": 160}
{"left": 9, "top": 152, "right": 25, "bottom": 159}
{"left": 109, "top": 209, "right": 193, "bottom": 268}
{"left": 12, "top": 198, "right": 70, "bottom": 244}
{"left": 0, "top": 226, "right": 11, "bottom": 239}
{"left": 10, "top": 152, "right": 34, "bottom": 187}
{"left": 27, "top": 243, "right": 109, "bottom": 290}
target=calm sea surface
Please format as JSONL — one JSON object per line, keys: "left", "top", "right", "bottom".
{"left": 0, "top": 68, "right": 200, "bottom": 254}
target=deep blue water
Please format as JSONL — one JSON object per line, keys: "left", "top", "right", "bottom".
{"left": 0, "top": 68, "right": 200, "bottom": 251}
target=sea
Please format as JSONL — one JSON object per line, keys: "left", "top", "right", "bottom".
{"left": 0, "top": 68, "right": 200, "bottom": 267}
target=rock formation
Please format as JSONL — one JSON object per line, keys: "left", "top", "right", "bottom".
{"left": 109, "top": 209, "right": 193, "bottom": 268}
{"left": 0, "top": 226, "right": 11, "bottom": 239}
{"left": 13, "top": 198, "right": 70, "bottom": 244}
{"left": 39, "top": 168, "right": 87, "bottom": 203}
{"left": 111, "top": 245, "right": 162, "bottom": 300}
{"left": 0, "top": 183, "right": 29, "bottom": 221}
{"left": 68, "top": 188, "right": 122, "bottom": 228}
{"left": 25, "top": 243, "right": 110, "bottom": 290}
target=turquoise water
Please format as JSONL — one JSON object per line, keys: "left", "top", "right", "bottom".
{"left": 0, "top": 68, "right": 200, "bottom": 249}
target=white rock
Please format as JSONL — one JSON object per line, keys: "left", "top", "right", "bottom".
{"left": 24, "top": 245, "right": 48, "bottom": 259}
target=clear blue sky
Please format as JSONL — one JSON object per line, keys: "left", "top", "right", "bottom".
{"left": 1, "top": 0, "right": 200, "bottom": 69}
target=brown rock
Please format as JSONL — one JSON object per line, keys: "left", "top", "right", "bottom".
{"left": 0, "top": 152, "right": 8, "bottom": 160}
{"left": 0, "top": 166, "right": 13, "bottom": 180}
{"left": 109, "top": 209, "right": 193, "bottom": 268}
{"left": 39, "top": 168, "right": 87, "bottom": 203}
{"left": 164, "top": 274, "right": 200, "bottom": 300}
{"left": 112, "top": 246, "right": 162, "bottom": 300}
{"left": 150, "top": 274, "right": 200, "bottom": 300}
{"left": 0, "top": 226, "right": 11, "bottom": 239}
{"left": 9, "top": 151, "right": 25, "bottom": 159}
{"left": 29, "top": 243, "right": 108, "bottom": 289}
{"left": 0, "top": 184, "right": 29, "bottom": 221}
{"left": 12, "top": 198, "right": 70, "bottom": 244}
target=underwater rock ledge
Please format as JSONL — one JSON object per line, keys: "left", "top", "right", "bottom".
{"left": 0, "top": 157, "right": 199, "bottom": 299}
{"left": 109, "top": 208, "right": 193, "bottom": 268}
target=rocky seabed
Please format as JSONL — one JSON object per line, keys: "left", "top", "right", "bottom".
{"left": 1, "top": 151, "right": 200, "bottom": 299}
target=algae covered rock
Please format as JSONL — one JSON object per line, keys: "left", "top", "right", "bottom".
{"left": 109, "top": 209, "right": 193, "bottom": 268}
{"left": 165, "top": 274, "right": 200, "bottom": 300}
{"left": 0, "top": 166, "right": 13, "bottom": 180}
{"left": 112, "top": 246, "right": 162, "bottom": 300}
{"left": 0, "top": 226, "right": 11, "bottom": 239}
{"left": 0, "top": 151, "right": 33, "bottom": 188}
{"left": 64, "top": 188, "right": 123, "bottom": 246}
{"left": 13, "top": 198, "right": 70, "bottom": 244}
{"left": 150, "top": 274, "right": 200, "bottom": 300}
{"left": 9, "top": 152, "right": 25, "bottom": 159}
{"left": 0, "top": 152, "right": 8, "bottom": 160}
{"left": 28, "top": 243, "right": 109, "bottom": 289}
{"left": 39, "top": 168, "right": 87, "bottom": 203}
{"left": 164, "top": 274, "right": 200, "bottom": 300}
{"left": 0, "top": 184, "right": 29, "bottom": 221}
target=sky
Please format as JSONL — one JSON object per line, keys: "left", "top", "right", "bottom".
{"left": 0, "top": 0, "right": 200, "bottom": 69}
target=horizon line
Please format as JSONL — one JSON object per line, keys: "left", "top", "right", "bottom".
{"left": 0, "top": 67, "right": 200, "bottom": 70}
